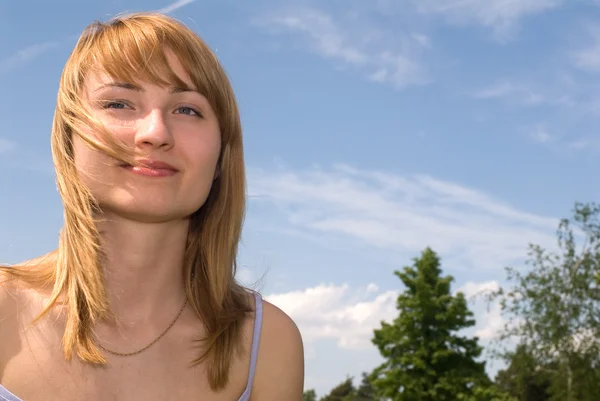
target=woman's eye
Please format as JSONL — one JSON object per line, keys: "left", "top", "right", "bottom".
{"left": 102, "top": 101, "right": 129, "bottom": 110}
{"left": 175, "top": 106, "right": 202, "bottom": 117}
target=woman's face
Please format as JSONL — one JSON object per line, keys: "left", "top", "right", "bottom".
{"left": 73, "top": 50, "right": 221, "bottom": 223}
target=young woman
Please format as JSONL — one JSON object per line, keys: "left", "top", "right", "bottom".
{"left": 0, "top": 12, "right": 304, "bottom": 401}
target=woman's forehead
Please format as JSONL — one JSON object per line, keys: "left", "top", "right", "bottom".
{"left": 83, "top": 51, "right": 195, "bottom": 93}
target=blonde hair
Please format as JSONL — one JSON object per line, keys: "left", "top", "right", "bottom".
{"left": 0, "top": 12, "right": 252, "bottom": 390}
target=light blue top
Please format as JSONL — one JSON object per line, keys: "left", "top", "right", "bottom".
{"left": 0, "top": 292, "right": 263, "bottom": 401}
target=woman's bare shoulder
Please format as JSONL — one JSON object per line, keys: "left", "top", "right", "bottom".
{"left": 0, "top": 261, "right": 52, "bottom": 321}
{"left": 0, "top": 268, "right": 19, "bottom": 310}
{"left": 0, "top": 267, "right": 33, "bottom": 324}
{"left": 0, "top": 268, "right": 25, "bottom": 364}
{"left": 250, "top": 297, "right": 304, "bottom": 401}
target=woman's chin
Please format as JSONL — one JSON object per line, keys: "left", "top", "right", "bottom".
{"left": 90, "top": 188, "right": 207, "bottom": 224}
{"left": 98, "top": 202, "right": 197, "bottom": 224}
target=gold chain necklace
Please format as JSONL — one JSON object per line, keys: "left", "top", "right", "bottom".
{"left": 93, "top": 298, "right": 188, "bottom": 357}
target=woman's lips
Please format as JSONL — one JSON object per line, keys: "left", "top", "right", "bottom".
{"left": 121, "top": 159, "right": 179, "bottom": 177}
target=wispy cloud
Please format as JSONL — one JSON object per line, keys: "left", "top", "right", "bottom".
{"left": 0, "top": 139, "right": 16, "bottom": 154}
{"left": 248, "top": 164, "right": 558, "bottom": 271}
{"left": 569, "top": 137, "right": 600, "bottom": 151}
{"left": 0, "top": 1, "right": 195, "bottom": 73}
{"left": 473, "top": 76, "right": 600, "bottom": 146}
{"left": 473, "top": 80, "right": 547, "bottom": 105}
{"left": 157, "top": 0, "right": 196, "bottom": 14}
{"left": 472, "top": 78, "right": 583, "bottom": 113}
{"left": 256, "top": 8, "right": 430, "bottom": 89}
{"left": 0, "top": 42, "right": 59, "bottom": 74}
{"left": 411, "top": 0, "right": 562, "bottom": 41}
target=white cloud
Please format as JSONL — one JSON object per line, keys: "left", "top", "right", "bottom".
{"left": 457, "top": 280, "right": 506, "bottom": 341}
{"left": 236, "top": 267, "right": 254, "bottom": 285}
{"left": 157, "top": 0, "right": 196, "bottom": 14}
{"left": 248, "top": 164, "right": 558, "bottom": 271}
{"left": 411, "top": 0, "right": 562, "bottom": 41}
{"left": 459, "top": 280, "right": 500, "bottom": 299}
{"left": 256, "top": 8, "right": 430, "bottom": 88}
{"left": 529, "top": 124, "right": 557, "bottom": 143}
{"left": 267, "top": 279, "right": 511, "bottom": 375}
{"left": 0, "top": 139, "right": 16, "bottom": 154}
{"left": 0, "top": 42, "right": 59, "bottom": 74}
{"left": 266, "top": 283, "right": 398, "bottom": 351}
{"left": 572, "top": 25, "right": 600, "bottom": 72}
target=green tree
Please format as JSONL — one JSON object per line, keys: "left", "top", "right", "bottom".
{"left": 370, "top": 248, "right": 491, "bottom": 401}
{"left": 303, "top": 389, "right": 317, "bottom": 401}
{"left": 354, "top": 372, "right": 380, "bottom": 401}
{"left": 458, "top": 384, "right": 518, "bottom": 401}
{"left": 320, "top": 377, "right": 356, "bottom": 401}
{"left": 494, "top": 343, "right": 552, "bottom": 401}
{"left": 492, "top": 202, "right": 600, "bottom": 401}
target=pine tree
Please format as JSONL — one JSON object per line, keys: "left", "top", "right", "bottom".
{"left": 370, "top": 248, "right": 490, "bottom": 401}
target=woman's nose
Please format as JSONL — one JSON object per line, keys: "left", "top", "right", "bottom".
{"left": 134, "top": 109, "right": 174, "bottom": 150}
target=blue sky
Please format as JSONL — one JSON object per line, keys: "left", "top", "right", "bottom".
{"left": 2, "top": 0, "right": 600, "bottom": 396}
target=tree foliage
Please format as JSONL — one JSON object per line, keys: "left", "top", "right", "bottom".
{"left": 457, "top": 384, "right": 518, "bottom": 401}
{"left": 314, "top": 203, "right": 600, "bottom": 400}
{"left": 354, "top": 372, "right": 379, "bottom": 401}
{"left": 370, "top": 248, "right": 491, "bottom": 400}
{"left": 319, "top": 377, "right": 356, "bottom": 401}
{"left": 492, "top": 202, "right": 600, "bottom": 401}
{"left": 494, "top": 343, "right": 552, "bottom": 401}
{"left": 303, "top": 389, "right": 317, "bottom": 401}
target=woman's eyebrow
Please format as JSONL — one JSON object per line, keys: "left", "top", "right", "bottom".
{"left": 93, "top": 82, "right": 201, "bottom": 95}
{"left": 94, "top": 82, "right": 142, "bottom": 92}
{"left": 170, "top": 85, "right": 202, "bottom": 95}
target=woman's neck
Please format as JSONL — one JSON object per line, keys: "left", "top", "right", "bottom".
{"left": 96, "top": 214, "right": 190, "bottom": 326}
